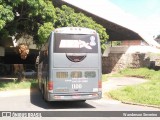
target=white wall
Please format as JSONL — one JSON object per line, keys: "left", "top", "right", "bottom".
{"left": 103, "top": 45, "right": 160, "bottom": 56}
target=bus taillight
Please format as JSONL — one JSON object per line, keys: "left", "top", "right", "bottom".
{"left": 48, "top": 81, "right": 53, "bottom": 90}
{"left": 98, "top": 80, "right": 102, "bottom": 89}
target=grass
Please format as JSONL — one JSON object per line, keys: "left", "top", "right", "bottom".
{"left": 0, "top": 79, "right": 37, "bottom": 91}
{"left": 119, "top": 68, "right": 160, "bottom": 80}
{"left": 109, "top": 68, "right": 160, "bottom": 106}
{"left": 109, "top": 80, "right": 160, "bottom": 106}
{"left": 102, "top": 74, "right": 108, "bottom": 82}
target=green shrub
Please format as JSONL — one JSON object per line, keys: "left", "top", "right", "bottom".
{"left": 119, "top": 68, "right": 159, "bottom": 80}
{"left": 0, "top": 80, "right": 37, "bottom": 91}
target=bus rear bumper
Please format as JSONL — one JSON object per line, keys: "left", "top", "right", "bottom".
{"left": 47, "top": 92, "right": 102, "bottom": 101}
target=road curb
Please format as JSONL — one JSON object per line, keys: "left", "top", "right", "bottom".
{"left": 121, "top": 101, "right": 160, "bottom": 109}
{"left": 103, "top": 91, "right": 160, "bottom": 109}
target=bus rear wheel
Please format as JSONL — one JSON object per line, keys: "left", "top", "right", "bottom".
{"left": 41, "top": 85, "right": 45, "bottom": 100}
{"left": 77, "top": 100, "right": 86, "bottom": 102}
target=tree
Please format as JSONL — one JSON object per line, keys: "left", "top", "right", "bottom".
{"left": 0, "top": 1, "right": 14, "bottom": 30}
{"left": 0, "top": 1, "right": 109, "bottom": 81}
{"left": 38, "top": 22, "right": 54, "bottom": 44}
{"left": 0, "top": 0, "right": 56, "bottom": 60}
{"left": 0, "top": 1, "right": 14, "bottom": 39}
{"left": 0, "top": 0, "right": 56, "bottom": 44}
{"left": 0, "top": 1, "right": 109, "bottom": 53}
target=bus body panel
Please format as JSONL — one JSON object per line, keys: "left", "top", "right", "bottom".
{"left": 53, "top": 53, "right": 100, "bottom": 68}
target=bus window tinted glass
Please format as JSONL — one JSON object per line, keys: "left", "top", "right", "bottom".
{"left": 54, "top": 33, "right": 98, "bottom": 53}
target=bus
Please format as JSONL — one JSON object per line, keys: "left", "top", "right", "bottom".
{"left": 37, "top": 27, "right": 102, "bottom": 102}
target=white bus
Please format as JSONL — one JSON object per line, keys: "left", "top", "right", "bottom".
{"left": 37, "top": 27, "right": 102, "bottom": 102}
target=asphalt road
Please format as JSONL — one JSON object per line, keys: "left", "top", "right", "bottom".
{"left": 0, "top": 77, "right": 160, "bottom": 120}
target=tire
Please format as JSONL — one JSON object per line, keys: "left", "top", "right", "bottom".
{"left": 38, "top": 79, "right": 41, "bottom": 91}
{"left": 41, "top": 84, "right": 45, "bottom": 99}
{"left": 77, "top": 100, "right": 86, "bottom": 103}
{"left": 41, "top": 84, "right": 48, "bottom": 102}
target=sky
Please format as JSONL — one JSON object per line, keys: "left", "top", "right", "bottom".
{"left": 110, "top": 0, "right": 160, "bottom": 37}
{"left": 110, "top": 0, "right": 160, "bottom": 19}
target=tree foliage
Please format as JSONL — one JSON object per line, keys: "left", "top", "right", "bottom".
{"left": 0, "top": 0, "right": 56, "bottom": 44}
{"left": 38, "top": 22, "right": 54, "bottom": 44}
{"left": 0, "top": 0, "right": 109, "bottom": 52}
{"left": 0, "top": 3, "right": 14, "bottom": 30}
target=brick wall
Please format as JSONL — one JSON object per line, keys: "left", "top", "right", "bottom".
{"left": 121, "top": 40, "right": 141, "bottom": 46}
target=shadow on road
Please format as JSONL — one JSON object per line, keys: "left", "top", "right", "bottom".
{"left": 30, "top": 83, "right": 95, "bottom": 109}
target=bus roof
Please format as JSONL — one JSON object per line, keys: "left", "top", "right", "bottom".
{"left": 54, "top": 27, "right": 97, "bottom": 34}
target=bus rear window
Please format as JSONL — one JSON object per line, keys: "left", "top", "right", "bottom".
{"left": 54, "top": 33, "right": 98, "bottom": 53}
